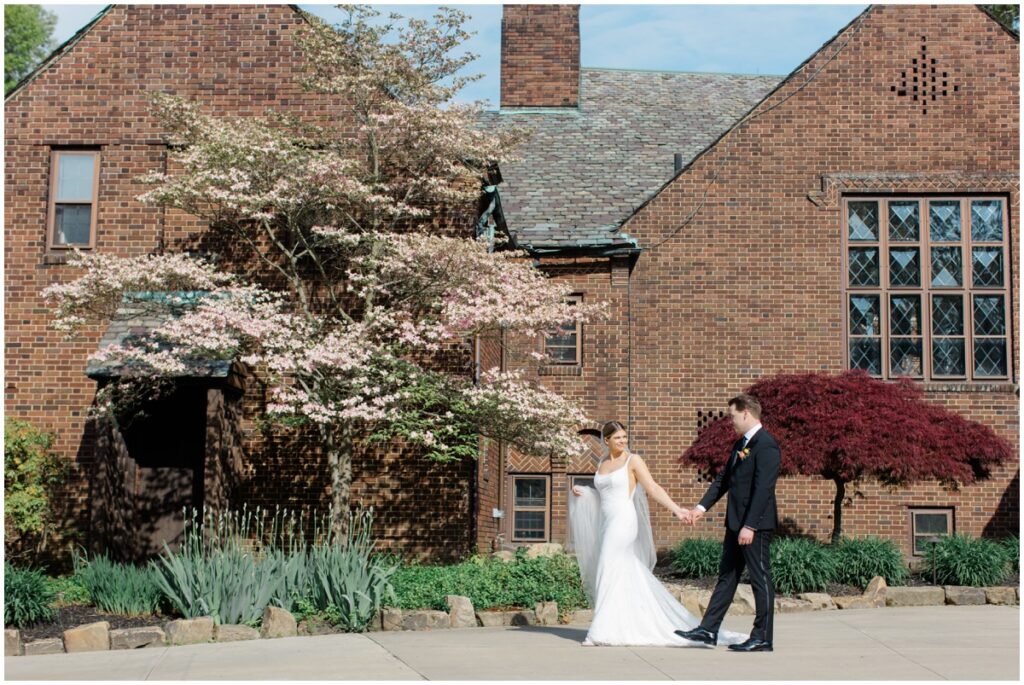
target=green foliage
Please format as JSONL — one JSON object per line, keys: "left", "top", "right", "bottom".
{"left": 4, "top": 563, "right": 56, "bottom": 628}
{"left": 668, "top": 538, "right": 723, "bottom": 578}
{"left": 391, "top": 549, "right": 588, "bottom": 612}
{"left": 72, "top": 551, "right": 161, "bottom": 616}
{"left": 769, "top": 537, "right": 838, "bottom": 595}
{"left": 303, "top": 508, "right": 398, "bottom": 632}
{"left": 999, "top": 535, "right": 1018, "bottom": 572}
{"left": 367, "top": 365, "right": 480, "bottom": 463}
{"left": 4, "top": 419, "right": 72, "bottom": 564}
{"left": 982, "top": 5, "right": 1020, "bottom": 32}
{"left": 46, "top": 575, "right": 91, "bottom": 606}
{"left": 4, "top": 5, "right": 57, "bottom": 94}
{"left": 150, "top": 525, "right": 290, "bottom": 626}
{"left": 832, "top": 536, "right": 909, "bottom": 588}
{"left": 923, "top": 534, "right": 1012, "bottom": 587}
{"left": 149, "top": 506, "right": 393, "bottom": 630}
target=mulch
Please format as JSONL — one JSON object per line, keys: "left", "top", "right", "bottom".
{"left": 297, "top": 616, "right": 347, "bottom": 636}
{"left": 15, "top": 605, "right": 165, "bottom": 643}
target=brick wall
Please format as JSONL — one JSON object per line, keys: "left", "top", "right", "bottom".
{"left": 500, "top": 4, "right": 580, "bottom": 108}
{"left": 621, "top": 4, "right": 1019, "bottom": 555}
{"left": 492, "top": 4, "right": 1019, "bottom": 557}
{"left": 5, "top": 4, "right": 478, "bottom": 564}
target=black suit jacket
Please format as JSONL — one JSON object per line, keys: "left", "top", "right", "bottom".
{"left": 698, "top": 427, "right": 780, "bottom": 532}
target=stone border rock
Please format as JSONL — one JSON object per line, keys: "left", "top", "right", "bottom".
{"left": 5, "top": 579, "right": 1019, "bottom": 657}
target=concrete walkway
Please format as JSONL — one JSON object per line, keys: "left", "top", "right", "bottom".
{"left": 5, "top": 606, "right": 1018, "bottom": 680}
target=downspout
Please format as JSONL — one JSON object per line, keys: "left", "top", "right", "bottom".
{"left": 627, "top": 259, "right": 633, "bottom": 442}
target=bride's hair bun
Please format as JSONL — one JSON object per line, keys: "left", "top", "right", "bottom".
{"left": 601, "top": 421, "right": 627, "bottom": 440}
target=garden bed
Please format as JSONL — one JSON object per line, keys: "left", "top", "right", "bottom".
{"left": 17, "top": 605, "right": 162, "bottom": 643}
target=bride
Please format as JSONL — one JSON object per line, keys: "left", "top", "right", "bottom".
{"left": 569, "top": 421, "right": 748, "bottom": 647}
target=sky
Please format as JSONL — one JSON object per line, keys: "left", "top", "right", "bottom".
{"left": 41, "top": 3, "right": 868, "bottom": 107}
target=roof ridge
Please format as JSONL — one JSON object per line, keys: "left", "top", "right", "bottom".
{"left": 582, "top": 66, "right": 786, "bottom": 79}
{"left": 4, "top": 4, "right": 115, "bottom": 103}
{"left": 618, "top": 5, "right": 877, "bottom": 231}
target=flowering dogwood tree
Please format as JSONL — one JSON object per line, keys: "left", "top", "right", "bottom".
{"left": 44, "top": 6, "right": 606, "bottom": 536}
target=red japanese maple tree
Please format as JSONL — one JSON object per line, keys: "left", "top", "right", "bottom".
{"left": 682, "top": 369, "right": 1013, "bottom": 543}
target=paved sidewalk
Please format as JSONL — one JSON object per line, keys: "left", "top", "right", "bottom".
{"left": 5, "top": 605, "right": 1019, "bottom": 680}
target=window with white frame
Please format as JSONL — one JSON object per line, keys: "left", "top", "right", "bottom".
{"left": 511, "top": 475, "right": 550, "bottom": 542}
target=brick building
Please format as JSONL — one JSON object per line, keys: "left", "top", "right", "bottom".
{"left": 480, "top": 4, "right": 1019, "bottom": 557}
{"left": 4, "top": 4, "right": 1018, "bottom": 563}
{"left": 4, "top": 4, "right": 481, "bottom": 563}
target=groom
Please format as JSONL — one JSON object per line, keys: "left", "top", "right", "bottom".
{"left": 675, "top": 393, "right": 781, "bottom": 653}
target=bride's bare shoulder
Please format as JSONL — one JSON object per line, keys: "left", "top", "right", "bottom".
{"left": 627, "top": 452, "right": 651, "bottom": 476}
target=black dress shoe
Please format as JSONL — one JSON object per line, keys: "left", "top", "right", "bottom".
{"left": 728, "top": 638, "right": 773, "bottom": 652}
{"left": 674, "top": 627, "right": 717, "bottom": 646}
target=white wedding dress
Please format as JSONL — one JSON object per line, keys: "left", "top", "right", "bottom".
{"left": 568, "top": 452, "right": 748, "bottom": 647}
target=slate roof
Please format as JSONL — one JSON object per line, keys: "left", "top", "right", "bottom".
{"left": 481, "top": 67, "right": 783, "bottom": 253}
{"left": 85, "top": 292, "right": 233, "bottom": 379}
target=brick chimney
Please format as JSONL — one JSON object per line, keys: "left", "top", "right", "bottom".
{"left": 500, "top": 5, "right": 580, "bottom": 108}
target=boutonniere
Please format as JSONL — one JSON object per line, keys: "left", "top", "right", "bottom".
{"left": 737, "top": 447, "right": 751, "bottom": 461}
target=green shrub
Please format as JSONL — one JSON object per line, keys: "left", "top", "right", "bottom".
{"left": 769, "top": 537, "right": 838, "bottom": 595}
{"left": 923, "top": 534, "right": 1011, "bottom": 587}
{"left": 73, "top": 552, "right": 161, "bottom": 616}
{"left": 152, "top": 543, "right": 288, "bottom": 626}
{"left": 391, "top": 549, "right": 587, "bottom": 612}
{"left": 669, "top": 538, "right": 723, "bottom": 578}
{"left": 151, "top": 508, "right": 291, "bottom": 625}
{"left": 304, "top": 510, "right": 398, "bottom": 632}
{"left": 832, "top": 536, "right": 909, "bottom": 588}
{"left": 4, "top": 420, "right": 70, "bottom": 564}
{"left": 4, "top": 564, "right": 56, "bottom": 628}
{"left": 151, "top": 506, "right": 394, "bottom": 629}
{"left": 47, "top": 575, "right": 91, "bottom": 606}
{"left": 999, "top": 535, "right": 1019, "bottom": 573}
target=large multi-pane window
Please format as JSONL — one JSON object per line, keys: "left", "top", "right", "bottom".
{"left": 844, "top": 197, "right": 1011, "bottom": 381}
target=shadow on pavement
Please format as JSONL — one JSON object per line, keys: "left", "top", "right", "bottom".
{"left": 508, "top": 625, "right": 589, "bottom": 643}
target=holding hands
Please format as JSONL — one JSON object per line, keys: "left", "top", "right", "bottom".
{"left": 675, "top": 506, "right": 705, "bottom": 526}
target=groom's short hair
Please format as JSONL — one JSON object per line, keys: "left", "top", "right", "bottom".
{"left": 729, "top": 393, "right": 762, "bottom": 419}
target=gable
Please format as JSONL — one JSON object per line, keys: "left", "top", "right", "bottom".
{"left": 623, "top": 3, "right": 1020, "bottom": 230}
{"left": 4, "top": 4, "right": 310, "bottom": 105}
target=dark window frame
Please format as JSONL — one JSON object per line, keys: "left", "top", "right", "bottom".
{"left": 541, "top": 293, "right": 583, "bottom": 367}
{"left": 842, "top": 195, "right": 1012, "bottom": 382}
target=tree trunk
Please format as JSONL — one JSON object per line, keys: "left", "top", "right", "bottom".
{"left": 831, "top": 478, "right": 846, "bottom": 544}
{"left": 326, "top": 422, "right": 355, "bottom": 543}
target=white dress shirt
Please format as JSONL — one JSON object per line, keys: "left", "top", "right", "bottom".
{"left": 695, "top": 423, "right": 762, "bottom": 530}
